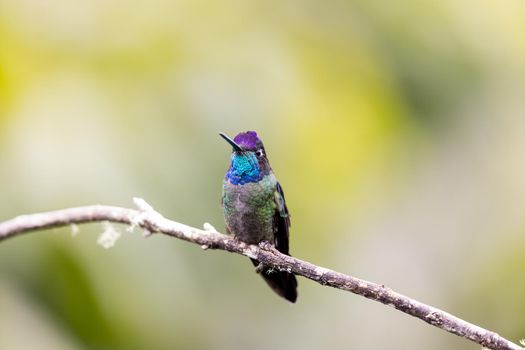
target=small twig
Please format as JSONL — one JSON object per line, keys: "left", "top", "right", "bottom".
{"left": 0, "top": 199, "right": 521, "bottom": 350}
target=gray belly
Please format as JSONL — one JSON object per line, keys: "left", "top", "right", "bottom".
{"left": 222, "top": 175, "right": 277, "bottom": 244}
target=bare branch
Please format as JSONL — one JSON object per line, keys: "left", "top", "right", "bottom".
{"left": 0, "top": 200, "right": 521, "bottom": 350}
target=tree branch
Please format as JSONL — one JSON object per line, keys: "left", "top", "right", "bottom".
{"left": 0, "top": 199, "right": 521, "bottom": 350}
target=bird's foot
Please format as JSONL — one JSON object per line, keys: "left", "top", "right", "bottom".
{"left": 258, "top": 240, "right": 273, "bottom": 250}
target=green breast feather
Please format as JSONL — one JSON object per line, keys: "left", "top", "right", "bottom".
{"left": 222, "top": 174, "right": 278, "bottom": 243}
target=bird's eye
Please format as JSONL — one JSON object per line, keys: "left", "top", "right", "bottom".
{"left": 255, "top": 149, "right": 264, "bottom": 157}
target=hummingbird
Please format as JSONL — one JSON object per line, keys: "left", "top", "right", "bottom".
{"left": 220, "top": 131, "right": 298, "bottom": 303}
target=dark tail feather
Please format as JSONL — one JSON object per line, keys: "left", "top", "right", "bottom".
{"left": 250, "top": 259, "right": 298, "bottom": 303}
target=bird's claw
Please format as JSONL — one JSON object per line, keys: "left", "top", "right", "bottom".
{"left": 258, "top": 240, "right": 273, "bottom": 250}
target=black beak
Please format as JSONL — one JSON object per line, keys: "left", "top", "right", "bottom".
{"left": 219, "top": 132, "right": 243, "bottom": 152}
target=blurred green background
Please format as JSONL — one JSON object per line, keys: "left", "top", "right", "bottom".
{"left": 1, "top": 0, "right": 525, "bottom": 349}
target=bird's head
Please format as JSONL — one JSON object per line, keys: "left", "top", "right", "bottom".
{"left": 220, "top": 131, "right": 271, "bottom": 185}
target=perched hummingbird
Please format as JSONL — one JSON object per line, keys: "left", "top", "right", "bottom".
{"left": 220, "top": 131, "right": 298, "bottom": 303}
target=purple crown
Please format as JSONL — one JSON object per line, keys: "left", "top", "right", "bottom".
{"left": 233, "top": 131, "right": 260, "bottom": 150}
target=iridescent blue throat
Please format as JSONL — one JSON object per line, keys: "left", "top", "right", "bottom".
{"left": 226, "top": 152, "right": 262, "bottom": 185}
